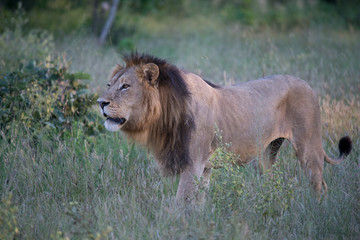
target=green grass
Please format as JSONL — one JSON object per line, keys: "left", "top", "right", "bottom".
{"left": 58, "top": 21, "right": 360, "bottom": 99}
{"left": 1, "top": 121, "right": 359, "bottom": 239}
{"left": 1, "top": 15, "right": 360, "bottom": 239}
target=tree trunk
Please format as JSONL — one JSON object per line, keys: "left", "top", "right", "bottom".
{"left": 99, "top": 0, "right": 120, "bottom": 45}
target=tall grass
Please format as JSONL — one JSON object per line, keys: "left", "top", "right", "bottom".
{"left": 1, "top": 109, "right": 359, "bottom": 239}
{"left": 1, "top": 15, "right": 360, "bottom": 240}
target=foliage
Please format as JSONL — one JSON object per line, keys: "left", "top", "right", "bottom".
{"left": 320, "top": 0, "right": 360, "bottom": 26}
{"left": 28, "top": 8, "right": 90, "bottom": 35}
{"left": 0, "top": 62, "right": 101, "bottom": 136}
{"left": 120, "top": 0, "right": 360, "bottom": 28}
{"left": 210, "top": 131, "right": 295, "bottom": 221}
{"left": 52, "top": 201, "right": 113, "bottom": 240}
{"left": 0, "top": 6, "right": 101, "bottom": 136}
{"left": 209, "top": 129, "right": 247, "bottom": 207}
{"left": 0, "top": 194, "right": 19, "bottom": 240}
{"left": 2, "top": 0, "right": 359, "bottom": 37}
{"left": 210, "top": 157, "right": 247, "bottom": 208}
{"left": 254, "top": 163, "right": 295, "bottom": 222}
{"left": 2, "top": 0, "right": 90, "bottom": 10}
{"left": 209, "top": 129, "right": 238, "bottom": 168}
{"left": 0, "top": 3, "right": 54, "bottom": 73}
{"left": 219, "top": 0, "right": 257, "bottom": 25}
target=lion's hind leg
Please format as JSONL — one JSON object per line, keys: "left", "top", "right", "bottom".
{"left": 259, "top": 137, "right": 285, "bottom": 173}
{"left": 291, "top": 139, "right": 325, "bottom": 196}
{"left": 307, "top": 156, "right": 325, "bottom": 198}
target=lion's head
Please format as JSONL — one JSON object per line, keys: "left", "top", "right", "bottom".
{"left": 98, "top": 53, "right": 195, "bottom": 175}
{"left": 98, "top": 62, "right": 161, "bottom": 133}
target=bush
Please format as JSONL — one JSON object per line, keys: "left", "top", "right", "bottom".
{"left": 0, "top": 5, "right": 102, "bottom": 137}
{"left": 0, "top": 62, "right": 102, "bottom": 136}
{"left": 209, "top": 130, "right": 248, "bottom": 208}
{"left": 210, "top": 130, "right": 295, "bottom": 222}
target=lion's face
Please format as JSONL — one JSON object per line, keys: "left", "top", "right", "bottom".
{"left": 97, "top": 63, "right": 160, "bottom": 132}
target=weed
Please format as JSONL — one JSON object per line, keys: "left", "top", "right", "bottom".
{"left": 254, "top": 162, "right": 295, "bottom": 222}
{"left": 0, "top": 194, "right": 19, "bottom": 240}
{"left": 51, "top": 201, "right": 113, "bottom": 240}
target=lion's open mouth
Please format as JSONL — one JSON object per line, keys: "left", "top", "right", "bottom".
{"left": 107, "top": 117, "right": 126, "bottom": 125}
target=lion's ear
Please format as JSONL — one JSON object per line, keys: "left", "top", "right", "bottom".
{"left": 143, "top": 63, "right": 159, "bottom": 85}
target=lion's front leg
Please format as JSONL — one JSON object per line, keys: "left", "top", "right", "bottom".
{"left": 175, "top": 162, "right": 207, "bottom": 204}
{"left": 176, "top": 123, "right": 215, "bottom": 204}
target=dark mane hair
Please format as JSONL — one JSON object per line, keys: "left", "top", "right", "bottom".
{"left": 204, "top": 79, "right": 221, "bottom": 89}
{"left": 123, "top": 53, "right": 191, "bottom": 99}
{"left": 122, "top": 52, "right": 195, "bottom": 176}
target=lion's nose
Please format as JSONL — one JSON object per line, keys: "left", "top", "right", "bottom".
{"left": 97, "top": 99, "right": 110, "bottom": 109}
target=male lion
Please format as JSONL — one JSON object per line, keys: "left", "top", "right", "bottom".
{"left": 98, "top": 53, "right": 352, "bottom": 203}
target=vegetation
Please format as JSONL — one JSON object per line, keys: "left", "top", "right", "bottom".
{"left": 0, "top": 1, "right": 359, "bottom": 239}
{"left": 0, "top": 63, "right": 101, "bottom": 135}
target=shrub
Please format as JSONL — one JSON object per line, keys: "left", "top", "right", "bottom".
{"left": 0, "top": 62, "right": 102, "bottom": 136}
{"left": 0, "top": 4, "right": 103, "bottom": 138}
{"left": 210, "top": 130, "right": 295, "bottom": 221}
{"left": 51, "top": 201, "right": 113, "bottom": 240}
{"left": 209, "top": 130, "right": 248, "bottom": 208}
{"left": 254, "top": 162, "right": 295, "bottom": 222}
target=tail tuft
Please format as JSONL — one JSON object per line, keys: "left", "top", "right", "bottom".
{"left": 339, "top": 136, "right": 352, "bottom": 157}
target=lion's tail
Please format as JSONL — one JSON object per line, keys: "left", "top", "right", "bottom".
{"left": 324, "top": 136, "right": 352, "bottom": 165}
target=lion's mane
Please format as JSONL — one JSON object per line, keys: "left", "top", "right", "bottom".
{"left": 121, "top": 53, "right": 195, "bottom": 175}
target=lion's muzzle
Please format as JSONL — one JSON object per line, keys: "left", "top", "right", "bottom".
{"left": 97, "top": 98, "right": 127, "bottom": 131}
{"left": 97, "top": 98, "right": 110, "bottom": 117}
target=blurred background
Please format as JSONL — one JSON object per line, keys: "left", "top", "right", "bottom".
{"left": 1, "top": 0, "right": 359, "bottom": 93}
{"left": 2, "top": 0, "right": 360, "bottom": 34}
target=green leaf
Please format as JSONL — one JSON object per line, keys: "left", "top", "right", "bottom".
{"left": 72, "top": 72, "right": 92, "bottom": 80}
{"left": 64, "top": 73, "right": 75, "bottom": 81}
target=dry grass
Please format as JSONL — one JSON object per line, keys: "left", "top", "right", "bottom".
{"left": 321, "top": 96, "right": 360, "bottom": 138}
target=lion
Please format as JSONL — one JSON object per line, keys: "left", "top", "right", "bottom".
{"left": 97, "top": 53, "right": 352, "bottom": 203}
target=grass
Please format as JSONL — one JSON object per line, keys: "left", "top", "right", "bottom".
{"left": 58, "top": 23, "right": 360, "bottom": 99}
{"left": 1, "top": 116, "right": 359, "bottom": 239}
{"left": 1, "top": 15, "right": 360, "bottom": 239}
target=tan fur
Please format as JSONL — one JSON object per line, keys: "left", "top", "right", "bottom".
{"left": 98, "top": 54, "right": 350, "bottom": 203}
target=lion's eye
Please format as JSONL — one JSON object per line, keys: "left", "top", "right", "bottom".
{"left": 120, "top": 84, "right": 130, "bottom": 91}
